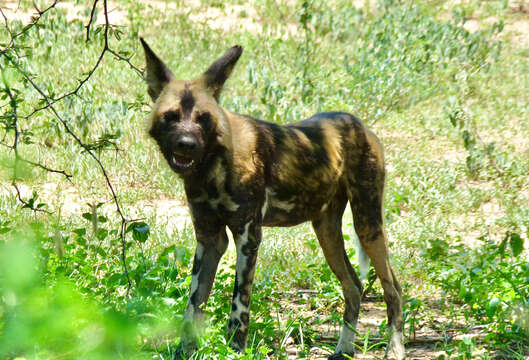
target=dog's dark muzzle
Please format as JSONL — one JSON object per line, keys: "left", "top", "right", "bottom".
{"left": 167, "top": 135, "right": 200, "bottom": 172}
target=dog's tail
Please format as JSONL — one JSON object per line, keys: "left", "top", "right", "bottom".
{"left": 352, "top": 221, "right": 370, "bottom": 281}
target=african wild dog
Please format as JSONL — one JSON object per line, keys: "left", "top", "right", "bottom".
{"left": 140, "top": 38, "right": 405, "bottom": 360}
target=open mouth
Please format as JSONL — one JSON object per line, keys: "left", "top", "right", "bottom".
{"left": 170, "top": 153, "right": 195, "bottom": 170}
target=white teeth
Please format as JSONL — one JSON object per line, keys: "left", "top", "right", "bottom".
{"left": 171, "top": 155, "right": 194, "bottom": 169}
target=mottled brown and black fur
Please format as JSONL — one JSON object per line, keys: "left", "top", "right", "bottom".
{"left": 140, "top": 38, "right": 405, "bottom": 360}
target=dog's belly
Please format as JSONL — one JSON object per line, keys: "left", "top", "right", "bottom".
{"left": 261, "top": 186, "right": 341, "bottom": 226}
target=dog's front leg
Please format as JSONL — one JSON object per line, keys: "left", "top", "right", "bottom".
{"left": 228, "top": 220, "right": 262, "bottom": 352}
{"left": 177, "top": 228, "right": 229, "bottom": 357}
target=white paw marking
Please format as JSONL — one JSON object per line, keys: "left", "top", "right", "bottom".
{"left": 335, "top": 321, "right": 357, "bottom": 354}
{"left": 230, "top": 221, "right": 252, "bottom": 330}
{"left": 389, "top": 325, "right": 405, "bottom": 359}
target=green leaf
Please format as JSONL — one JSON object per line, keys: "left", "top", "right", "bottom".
{"left": 509, "top": 232, "right": 524, "bottom": 257}
{"left": 486, "top": 297, "right": 500, "bottom": 317}
{"left": 72, "top": 228, "right": 86, "bottom": 236}
{"left": 96, "top": 228, "right": 108, "bottom": 241}
{"left": 127, "top": 222, "right": 150, "bottom": 243}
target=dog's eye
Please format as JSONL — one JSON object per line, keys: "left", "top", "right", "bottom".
{"left": 197, "top": 113, "right": 211, "bottom": 125}
{"left": 163, "top": 111, "right": 180, "bottom": 123}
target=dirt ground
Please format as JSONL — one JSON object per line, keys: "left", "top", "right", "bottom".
{"left": 279, "top": 292, "right": 488, "bottom": 359}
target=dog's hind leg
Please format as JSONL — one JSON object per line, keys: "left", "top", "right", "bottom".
{"left": 312, "top": 195, "right": 363, "bottom": 360}
{"left": 348, "top": 152, "right": 405, "bottom": 359}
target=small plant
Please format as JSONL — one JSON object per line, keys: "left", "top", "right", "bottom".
{"left": 425, "top": 233, "right": 529, "bottom": 353}
{"left": 404, "top": 298, "right": 425, "bottom": 340}
{"left": 445, "top": 97, "right": 505, "bottom": 180}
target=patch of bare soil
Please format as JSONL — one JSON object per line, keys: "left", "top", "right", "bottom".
{"left": 277, "top": 292, "right": 488, "bottom": 359}
{"left": 1, "top": 181, "right": 192, "bottom": 237}
{"left": 144, "top": 0, "right": 298, "bottom": 38}
{"left": 0, "top": 1, "right": 127, "bottom": 26}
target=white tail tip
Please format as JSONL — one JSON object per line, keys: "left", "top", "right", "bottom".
{"left": 352, "top": 223, "right": 369, "bottom": 281}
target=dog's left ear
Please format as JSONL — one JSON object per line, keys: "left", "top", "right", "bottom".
{"left": 201, "top": 45, "right": 243, "bottom": 101}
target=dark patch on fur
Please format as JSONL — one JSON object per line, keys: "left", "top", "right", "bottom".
{"left": 192, "top": 256, "right": 202, "bottom": 276}
{"left": 206, "top": 179, "right": 219, "bottom": 199}
{"left": 180, "top": 89, "right": 195, "bottom": 114}
{"left": 238, "top": 284, "right": 251, "bottom": 305}
{"left": 291, "top": 125, "right": 330, "bottom": 170}
{"left": 197, "top": 112, "right": 214, "bottom": 138}
{"left": 190, "top": 290, "right": 198, "bottom": 305}
{"left": 240, "top": 312, "right": 249, "bottom": 325}
{"left": 229, "top": 318, "right": 241, "bottom": 330}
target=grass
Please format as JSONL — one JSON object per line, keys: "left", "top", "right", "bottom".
{"left": 1, "top": 0, "right": 528, "bottom": 358}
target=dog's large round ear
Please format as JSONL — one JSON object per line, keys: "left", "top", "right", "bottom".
{"left": 201, "top": 45, "right": 243, "bottom": 101}
{"left": 140, "top": 38, "right": 175, "bottom": 102}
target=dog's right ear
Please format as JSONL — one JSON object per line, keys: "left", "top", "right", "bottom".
{"left": 140, "top": 38, "right": 175, "bottom": 102}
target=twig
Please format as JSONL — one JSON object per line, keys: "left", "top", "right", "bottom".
{"left": 1, "top": 0, "right": 137, "bottom": 292}
{"left": 0, "top": 138, "right": 73, "bottom": 180}
{"left": 22, "top": 158, "right": 73, "bottom": 180}
{"left": 108, "top": 48, "right": 143, "bottom": 76}
{"left": 8, "top": 54, "right": 132, "bottom": 292}
{"left": 24, "top": 0, "right": 142, "bottom": 119}
{"left": 12, "top": 182, "right": 50, "bottom": 214}
{"left": 85, "top": 0, "right": 100, "bottom": 42}
{"left": 318, "top": 332, "right": 487, "bottom": 346}
{"left": 0, "top": 0, "right": 59, "bottom": 52}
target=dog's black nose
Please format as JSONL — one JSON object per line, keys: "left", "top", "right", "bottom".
{"left": 176, "top": 136, "right": 197, "bottom": 151}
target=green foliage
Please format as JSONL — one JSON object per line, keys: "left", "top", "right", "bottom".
{"left": 0, "top": 231, "right": 148, "bottom": 359}
{"left": 0, "top": 0, "right": 528, "bottom": 358}
{"left": 425, "top": 233, "right": 529, "bottom": 349}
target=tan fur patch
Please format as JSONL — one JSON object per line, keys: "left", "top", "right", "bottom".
{"left": 227, "top": 112, "right": 260, "bottom": 184}
{"left": 152, "top": 80, "right": 188, "bottom": 116}
{"left": 292, "top": 128, "right": 313, "bottom": 149}
{"left": 321, "top": 122, "right": 345, "bottom": 179}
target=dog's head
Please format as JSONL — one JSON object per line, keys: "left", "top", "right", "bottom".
{"left": 140, "top": 38, "right": 242, "bottom": 176}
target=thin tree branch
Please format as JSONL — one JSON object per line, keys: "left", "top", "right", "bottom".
{"left": 0, "top": 0, "right": 59, "bottom": 53}
{"left": 6, "top": 53, "right": 133, "bottom": 291}
{"left": 108, "top": 48, "right": 143, "bottom": 76}
{"left": 85, "top": 0, "right": 99, "bottom": 42}
{"left": 12, "top": 182, "right": 51, "bottom": 214}
{"left": 22, "top": 158, "right": 73, "bottom": 180}
{"left": 23, "top": 0, "right": 142, "bottom": 119}
{"left": 1, "top": 0, "right": 143, "bottom": 293}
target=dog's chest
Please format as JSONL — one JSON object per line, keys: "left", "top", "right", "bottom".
{"left": 186, "top": 158, "right": 241, "bottom": 214}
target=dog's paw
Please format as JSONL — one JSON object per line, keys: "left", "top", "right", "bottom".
{"left": 328, "top": 351, "right": 354, "bottom": 360}
{"left": 387, "top": 330, "right": 405, "bottom": 359}
{"left": 387, "top": 344, "right": 406, "bottom": 360}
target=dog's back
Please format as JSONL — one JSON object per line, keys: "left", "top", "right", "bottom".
{"left": 221, "top": 111, "right": 384, "bottom": 227}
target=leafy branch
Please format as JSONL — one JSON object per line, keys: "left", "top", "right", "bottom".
{"left": 0, "top": 0, "right": 146, "bottom": 293}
